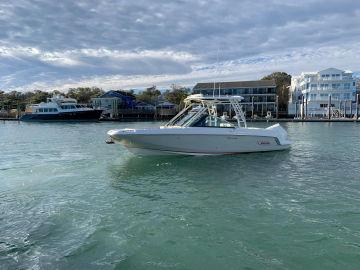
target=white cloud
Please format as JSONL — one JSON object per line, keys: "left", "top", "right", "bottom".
{"left": 0, "top": 0, "right": 360, "bottom": 91}
{"left": 8, "top": 42, "right": 359, "bottom": 92}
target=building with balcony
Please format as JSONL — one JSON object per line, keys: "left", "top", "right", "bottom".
{"left": 192, "top": 80, "right": 277, "bottom": 117}
{"left": 288, "top": 68, "right": 357, "bottom": 117}
{"left": 91, "top": 90, "right": 137, "bottom": 118}
{"left": 91, "top": 90, "right": 155, "bottom": 119}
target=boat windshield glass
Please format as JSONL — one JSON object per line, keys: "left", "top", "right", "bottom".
{"left": 166, "top": 95, "right": 247, "bottom": 128}
{"left": 170, "top": 106, "right": 199, "bottom": 126}
{"left": 171, "top": 105, "right": 234, "bottom": 128}
{"left": 191, "top": 115, "right": 234, "bottom": 128}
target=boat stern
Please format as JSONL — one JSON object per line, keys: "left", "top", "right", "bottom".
{"left": 266, "top": 124, "right": 292, "bottom": 147}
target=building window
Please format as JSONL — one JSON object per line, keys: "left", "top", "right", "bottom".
{"left": 320, "top": 104, "right": 335, "bottom": 108}
{"left": 267, "top": 96, "right": 275, "bottom": 102}
{"left": 224, "top": 89, "right": 232, "bottom": 95}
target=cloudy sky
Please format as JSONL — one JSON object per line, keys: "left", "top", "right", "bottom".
{"left": 1, "top": 0, "right": 360, "bottom": 91}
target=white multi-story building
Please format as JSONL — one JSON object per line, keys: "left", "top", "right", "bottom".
{"left": 288, "top": 68, "right": 357, "bottom": 117}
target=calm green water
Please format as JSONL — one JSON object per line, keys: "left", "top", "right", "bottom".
{"left": 1, "top": 121, "right": 360, "bottom": 269}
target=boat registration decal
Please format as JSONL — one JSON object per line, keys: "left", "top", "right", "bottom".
{"left": 257, "top": 140, "right": 271, "bottom": 145}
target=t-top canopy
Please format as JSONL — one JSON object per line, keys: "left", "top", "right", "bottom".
{"left": 184, "top": 94, "right": 244, "bottom": 103}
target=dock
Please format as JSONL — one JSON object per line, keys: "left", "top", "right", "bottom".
{"left": 247, "top": 118, "right": 360, "bottom": 123}
{"left": 1, "top": 118, "right": 19, "bottom": 121}
{"left": 2, "top": 117, "right": 360, "bottom": 123}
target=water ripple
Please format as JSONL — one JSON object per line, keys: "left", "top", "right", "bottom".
{"left": 1, "top": 122, "right": 360, "bottom": 269}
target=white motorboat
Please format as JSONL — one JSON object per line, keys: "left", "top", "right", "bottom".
{"left": 107, "top": 94, "right": 291, "bottom": 155}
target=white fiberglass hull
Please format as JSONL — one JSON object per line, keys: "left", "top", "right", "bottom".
{"left": 107, "top": 124, "right": 291, "bottom": 156}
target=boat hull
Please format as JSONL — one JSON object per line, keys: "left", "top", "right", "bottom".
{"left": 108, "top": 125, "right": 291, "bottom": 156}
{"left": 20, "top": 110, "right": 103, "bottom": 122}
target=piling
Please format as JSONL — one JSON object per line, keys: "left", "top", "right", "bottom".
{"left": 356, "top": 94, "right": 359, "bottom": 119}
{"left": 328, "top": 95, "right": 331, "bottom": 120}
{"left": 251, "top": 96, "right": 254, "bottom": 119}
{"left": 301, "top": 95, "right": 305, "bottom": 119}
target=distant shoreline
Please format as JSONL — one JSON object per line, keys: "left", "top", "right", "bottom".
{"left": 2, "top": 118, "right": 360, "bottom": 123}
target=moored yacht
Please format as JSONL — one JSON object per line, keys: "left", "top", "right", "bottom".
{"left": 107, "top": 94, "right": 292, "bottom": 155}
{"left": 20, "top": 95, "right": 103, "bottom": 121}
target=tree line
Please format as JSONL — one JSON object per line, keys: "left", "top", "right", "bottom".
{"left": 0, "top": 87, "right": 104, "bottom": 110}
{"left": 0, "top": 72, "right": 291, "bottom": 111}
{"left": 261, "top": 72, "right": 291, "bottom": 112}
{"left": 135, "top": 84, "right": 191, "bottom": 106}
{"left": 0, "top": 85, "right": 192, "bottom": 111}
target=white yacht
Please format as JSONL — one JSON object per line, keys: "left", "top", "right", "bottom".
{"left": 20, "top": 95, "right": 103, "bottom": 121}
{"left": 107, "top": 94, "right": 292, "bottom": 155}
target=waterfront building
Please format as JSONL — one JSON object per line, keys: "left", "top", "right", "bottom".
{"left": 288, "top": 68, "right": 357, "bottom": 117}
{"left": 91, "top": 90, "right": 136, "bottom": 118}
{"left": 91, "top": 90, "right": 156, "bottom": 119}
{"left": 155, "top": 101, "right": 177, "bottom": 119}
{"left": 192, "top": 80, "right": 277, "bottom": 117}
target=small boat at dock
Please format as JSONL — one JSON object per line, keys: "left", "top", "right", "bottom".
{"left": 107, "top": 94, "right": 292, "bottom": 156}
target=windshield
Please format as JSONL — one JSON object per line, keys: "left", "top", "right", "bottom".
{"left": 191, "top": 115, "right": 234, "bottom": 128}
{"left": 169, "top": 104, "right": 235, "bottom": 128}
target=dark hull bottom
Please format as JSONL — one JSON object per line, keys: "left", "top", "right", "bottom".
{"left": 20, "top": 110, "right": 103, "bottom": 122}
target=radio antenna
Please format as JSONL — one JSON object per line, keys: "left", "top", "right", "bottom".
{"left": 212, "top": 48, "right": 220, "bottom": 97}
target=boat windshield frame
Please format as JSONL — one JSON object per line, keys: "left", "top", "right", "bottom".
{"left": 165, "top": 94, "right": 247, "bottom": 128}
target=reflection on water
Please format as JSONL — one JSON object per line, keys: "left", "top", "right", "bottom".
{"left": 108, "top": 150, "right": 292, "bottom": 194}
